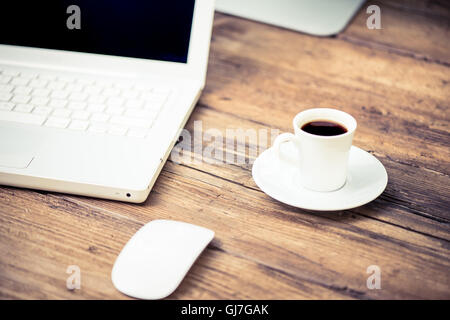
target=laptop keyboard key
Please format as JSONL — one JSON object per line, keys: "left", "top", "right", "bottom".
{"left": 88, "top": 95, "right": 107, "bottom": 104}
{"left": 29, "top": 79, "right": 48, "bottom": 88}
{"left": 44, "top": 116, "right": 70, "bottom": 128}
{"left": 91, "top": 113, "right": 109, "bottom": 123}
{"left": 20, "top": 71, "right": 38, "bottom": 79}
{"left": 0, "top": 102, "right": 15, "bottom": 111}
{"left": 0, "top": 75, "right": 12, "bottom": 84}
{"left": 52, "top": 108, "right": 72, "bottom": 118}
{"left": 71, "top": 110, "right": 90, "bottom": 120}
{"left": 125, "top": 99, "right": 144, "bottom": 108}
{"left": 0, "top": 93, "right": 13, "bottom": 101}
{"left": 30, "top": 97, "right": 49, "bottom": 106}
{"left": 0, "top": 84, "right": 14, "bottom": 93}
{"left": 84, "top": 86, "right": 103, "bottom": 95}
{"left": 106, "top": 97, "right": 125, "bottom": 106}
{"left": 33, "top": 106, "right": 52, "bottom": 116}
{"left": 69, "top": 92, "right": 88, "bottom": 101}
{"left": 39, "top": 74, "right": 57, "bottom": 81}
{"left": 10, "top": 77, "right": 30, "bottom": 86}
{"left": 106, "top": 106, "right": 124, "bottom": 116}
{"left": 87, "top": 103, "right": 105, "bottom": 113}
{"left": 2, "top": 70, "right": 20, "bottom": 77}
{"left": 69, "top": 120, "right": 89, "bottom": 131}
{"left": 14, "top": 86, "right": 32, "bottom": 95}
{"left": 67, "top": 102, "right": 86, "bottom": 110}
{"left": 51, "top": 90, "right": 70, "bottom": 99}
{"left": 65, "top": 84, "right": 84, "bottom": 92}
{"left": 121, "top": 89, "right": 140, "bottom": 99}
{"left": 103, "top": 87, "right": 121, "bottom": 96}
{"left": 48, "top": 99, "right": 68, "bottom": 109}
{"left": 47, "top": 81, "right": 66, "bottom": 90}
{"left": 14, "top": 104, "right": 34, "bottom": 113}
{"left": 32, "top": 88, "right": 51, "bottom": 97}
{"left": 11, "top": 95, "right": 31, "bottom": 104}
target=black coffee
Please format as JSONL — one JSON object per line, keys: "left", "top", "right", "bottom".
{"left": 301, "top": 120, "right": 347, "bottom": 136}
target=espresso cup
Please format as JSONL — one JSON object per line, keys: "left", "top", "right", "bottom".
{"left": 273, "top": 108, "right": 357, "bottom": 192}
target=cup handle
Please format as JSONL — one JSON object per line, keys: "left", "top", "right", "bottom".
{"left": 273, "top": 133, "right": 301, "bottom": 165}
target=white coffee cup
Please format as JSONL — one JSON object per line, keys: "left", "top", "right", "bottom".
{"left": 273, "top": 108, "right": 357, "bottom": 192}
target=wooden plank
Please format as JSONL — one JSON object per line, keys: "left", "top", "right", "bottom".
{"left": 383, "top": 0, "right": 450, "bottom": 18}
{"left": 0, "top": 187, "right": 351, "bottom": 299}
{"left": 340, "top": 0, "right": 450, "bottom": 65}
{"left": 206, "top": 14, "right": 450, "bottom": 176}
{"left": 47, "top": 158, "right": 449, "bottom": 299}
{"left": 177, "top": 103, "right": 450, "bottom": 225}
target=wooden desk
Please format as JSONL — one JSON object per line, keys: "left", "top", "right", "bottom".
{"left": 1, "top": 1, "right": 449, "bottom": 299}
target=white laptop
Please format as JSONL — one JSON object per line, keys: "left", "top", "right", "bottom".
{"left": 0, "top": 1, "right": 215, "bottom": 202}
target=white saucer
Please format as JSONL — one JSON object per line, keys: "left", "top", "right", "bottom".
{"left": 252, "top": 145, "right": 388, "bottom": 211}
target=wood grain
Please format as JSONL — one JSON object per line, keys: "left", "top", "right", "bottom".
{"left": 342, "top": 0, "right": 450, "bottom": 66}
{"left": 1, "top": 1, "right": 449, "bottom": 299}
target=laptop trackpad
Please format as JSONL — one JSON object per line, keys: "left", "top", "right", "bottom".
{"left": 0, "top": 154, "right": 34, "bottom": 169}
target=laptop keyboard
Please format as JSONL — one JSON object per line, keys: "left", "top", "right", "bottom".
{"left": 0, "top": 67, "right": 171, "bottom": 138}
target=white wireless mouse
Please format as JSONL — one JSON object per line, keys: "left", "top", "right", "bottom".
{"left": 111, "top": 219, "right": 214, "bottom": 300}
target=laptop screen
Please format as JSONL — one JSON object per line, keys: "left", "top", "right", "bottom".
{"left": 0, "top": 0, "right": 195, "bottom": 63}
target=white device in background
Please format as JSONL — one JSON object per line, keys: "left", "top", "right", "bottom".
{"left": 112, "top": 220, "right": 214, "bottom": 300}
{"left": 0, "top": 0, "right": 215, "bottom": 202}
{"left": 216, "top": 0, "right": 365, "bottom": 36}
